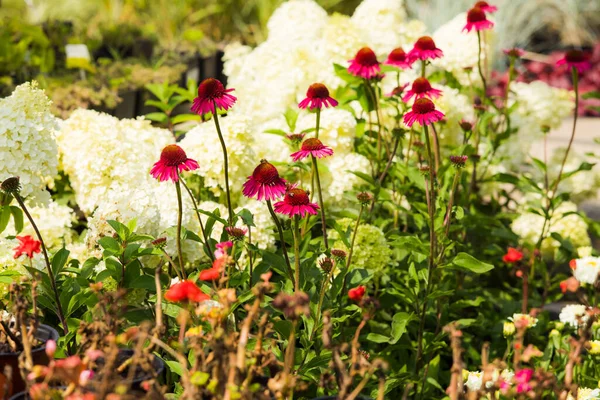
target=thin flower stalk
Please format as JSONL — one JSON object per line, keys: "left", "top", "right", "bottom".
{"left": 174, "top": 178, "right": 186, "bottom": 278}
{"left": 311, "top": 155, "right": 328, "bottom": 249}
{"left": 476, "top": 31, "right": 488, "bottom": 98}
{"left": 292, "top": 215, "right": 302, "bottom": 293}
{"left": 212, "top": 102, "right": 234, "bottom": 225}
{"left": 341, "top": 203, "right": 365, "bottom": 296}
{"left": 266, "top": 200, "right": 295, "bottom": 288}
{"left": 443, "top": 170, "right": 461, "bottom": 236}
{"left": 180, "top": 178, "right": 214, "bottom": 261}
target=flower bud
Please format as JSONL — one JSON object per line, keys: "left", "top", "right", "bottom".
{"left": 0, "top": 177, "right": 21, "bottom": 194}
{"left": 45, "top": 339, "right": 56, "bottom": 358}
{"left": 356, "top": 192, "right": 373, "bottom": 205}
{"left": 549, "top": 329, "right": 560, "bottom": 338}
{"left": 503, "top": 322, "right": 516, "bottom": 337}
{"left": 449, "top": 155, "right": 468, "bottom": 168}
{"left": 555, "top": 322, "right": 565, "bottom": 332}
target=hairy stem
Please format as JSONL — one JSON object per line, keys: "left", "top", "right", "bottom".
{"left": 212, "top": 104, "right": 234, "bottom": 225}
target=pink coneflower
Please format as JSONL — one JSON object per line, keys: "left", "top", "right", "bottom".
{"left": 225, "top": 226, "right": 247, "bottom": 240}
{"left": 150, "top": 144, "right": 199, "bottom": 182}
{"left": 403, "top": 98, "right": 445, "bottom": 127}
{"left": 298, "top": 83, "right": 338, "bottom": 110}
{"left": 274, "top": 187, "right": 319, "bottom": 218}
{"left": 408, "top": 36, "right": 443, "bottom": 62}
{"left": 556, "top": 50, "right": 592, "bottom": 74}
{"left": 463, "top": 7, "right": 494, "bottom": 32}
{"left": 191, "top": 78, "right": 236, "bottom": 115}
{"left": 474, "top": 1, "right": 498, "bottom": 13}
{"left": 386, "top": 83, "right": 409, "bottom": 98}
{"left": 402, "top": 77, "right": 443, "bottom": 102}
{"left": 348, "top": 47, "right": 381, "bottom": 79}
{"left": 384, "top": 47, "right": 412, "bottom": 69}
{"left": 290, "top": 138, "right": 334, "bottom": 162}
{"left": 242, "top": 160, "right": 287, "bottom": 201}
{"left": 514, "top": 369, "right": 533, "bottom": 394}
{"left": 503, "top": 48, "right": 525, "bottom": 58}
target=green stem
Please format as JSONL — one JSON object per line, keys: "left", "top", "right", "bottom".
{"left": 212, "top": 104, "right": 234, "bottom": 225}
{"left": 180, "top": 178, "right": 214, "bottom": 261}
{"left": 315, "top": 107, "right": 321, "bottom": 139}
{"left": 174, "top": 179, "right": 186, "bottom": 278}
{"left": 310, "top": 265, "right": 334, "bottom": 341}
{"left": 14, "top": 194, "right": 68, "bottom": 337}
{"left": 443, "top": 170, "right": 461, "bottom": 237}
{"left": 421, "top": 60, "right": 426, "bottom": 78}
{"left": 341, "top": 204, "right": 364, "bottom": 296}
{"left": 266, "top": 200, "right": 295, "bottom": 288}
{"left": 292, "top": 215, "right": 301, "bottom": 293}
{"left": 311, "top": 155, "right": 328, "bottom": 249}
{"left": 476, "top": 31, "right": 488, "bottom": 99}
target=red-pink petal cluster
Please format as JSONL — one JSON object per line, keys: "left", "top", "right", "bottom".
{"left": 463, "top": 7, "right": 494, "bottom": 32}
{"left": 474, "top": 1, "right": 498, "bottom": 13}
{"left": 384, "top": 48, "right": 413, "bottom": 69}
{"left": 298, "top": 83, "right": 338, "bottom": 110}
{"left": 165, "top": 280, "right": 209, "bottom": 303}
{"left": 242, "top": 160, "right": 287, "bottom": 201}
{"left": 403, "top": 98, "right": 445, "bottom": 127}
{"left": 150, "top": 144, "right": 199, "bottom": 182}
{"left": 402, "top": 77, "right": 443, "bottom": 102}
{"left": 290, "top": 138, "right": 334, "bottom": 162}
{"left": 273, "top": 187, "right": 319, "bottom": 218}
{"left": 408, "top": 36, "right": 443, "bottom": 62}
{"left": 191, "top": 78, "right": 236, "bottom": 115}
{"left": 348, "top": 47, "right": 381, "bottom": 79}
{"left": 556, "top": 50, "right": 592, "bottom": 74}
{"left": 13, "top": 235, "right": 41, "bottom": 259}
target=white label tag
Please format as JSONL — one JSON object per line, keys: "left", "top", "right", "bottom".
{"left": 65, "top": 44, "right": 91, "bottom": 61}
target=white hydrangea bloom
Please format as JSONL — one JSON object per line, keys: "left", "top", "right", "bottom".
{"left": 296, "top": 108, "right": 357, "bottom": 154}
{"left": 7, "top": 201, "right": 74, "bottom": 249}
{"left": 266, "top": 0, "right": 328, "bottom": 44}
{"left": 57, "top": 110, "right": 172, "bottom": 213}
{"left": 431, "top": 12, "right": 493, "bottom": 86}
{"left": 0, "top": 82, "right": 59, "bottom": 205}
{"left": 321, "top": 152, "right": 371, "bottom": 203}
{"left": 351, "top": 0, "right": 408, "bottom": 55}
{"left": 573, "top": 257, "right": 600, "bottom": 285}
{"left": 235, "top": 199, "right": 275, "bottom": 251}
{"left": 511, "top": 202, "right": 590, "bottom": 259}
{"left": 433, "top": 84, "right": 475, "bottom": 146}
{"left": 180, "top": 114, "right": 257, "bottom": 202}
{"left": 577, "top": 388, "right": 600, "bottom": 400}
{"left": 222, "top": 42, "right": 252, "bottom": 80}
{"left": 559, "top": 304, "right": 589, "bottom": 328}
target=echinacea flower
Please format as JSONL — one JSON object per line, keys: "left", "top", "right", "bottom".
{"left": 503, "top": 247, "right": 523, "bottom": 263}
{"left": 298, "top": 83, "right": 338, "bottom": 110}
{"left": 150, "top": 144, "right": 199, "bottom": 182}
{"left": 514, "top": 369, "right": 533, "bottom": 394}
{"left": 191, "top": 78, "right": 237, "bottom": 115}
{"left": 348, "top": 286, "right": 366, "bottom": 302}
{"left": 384, "top": 47, "right": 412, "bottom": 69}
{"left": 403, "top": 98, "right": 445, "bottom": 127}
{"left": 408, "top": 36, "right": 443, "bottom": 62}
{"left": 474, "top": 1, "right": 498, "bottom": 13}
{"left": 242, "top": 160, "right": 287, "bottom": 201}
{"left": 348, "top": 47, "right": 381, "bottom": 79}
{"left": 290, "top": 138, "right": 334, "bottom": 162}
{"left": 165, "top": 280, "right": 210, "bottom": 303}
{"left": 214, "top": 241, "right": 233, "bottom": 258}
{"left": 13, "top": 235, "right": 41, "bottom": 259}
{"left": 556, "top": 50, "right": 592, "bottom": 74}
{"left": 503, "top": 48, "right": 526, "bottom": 58}
{"left": 463, "top": 7, "right": 494, "bottom": 32}
{"left": 402, "top": 77, "right": 443, "bottom": 102}
{"left": 225, "top": 226, "right": 247, "bottom": 240}
{"left": 274, "top": 187, "right": 319, "bottom": 218}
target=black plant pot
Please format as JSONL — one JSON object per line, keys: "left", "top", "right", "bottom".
{"left": 93, "top": 349, "right": 165, "bottom": 391}
{"left": 311, "top": 397, "right": 373, "bottom": 400}
{"left": 0, "top": 324, "right": 59, "bottom": 397}
{"left": 201, "top": 51, "right": 227, "bottom": 85}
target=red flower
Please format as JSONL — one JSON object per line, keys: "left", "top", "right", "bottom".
{"left": 242, "top": 160, "right": 287, "bottom": 201}
{"left": 348, "top": 47, "right": 381, "bottom": 79}
{"left": 290, "top": 138, "right": 334, "bottom": 162}
{"left": 503, "top": 247, "right": 523, "bottom": 263}
{"left": 402, "top": 77, "right": 443, "bottom": 102}
{"left": 191, "top": 78, "right": 236, "bottom": 115}
{"left": 384, "top": 47, "right": 413, "bottom": 69}
{"left": 164, "top": 280, "right": 209, "bottom": 303}
{"left": 473, "top": 1, "right": 498, "bottom": 13}
{"left": 150, "top": 144, "right": 199, "bottom": 182}
{"left": 273, "top": 186, "right": 319, "bottom": 218}
{"left": 556, "top": 50, "right": 592, "bottom": 74}
{"left": 199, "top": 267, "right": 221, "bottom": 282}
{"left": 408, "top": 36, "right": 443, "bottom": 62}
{"left": 298, "top": 83, "right": 338, "bottom": 110}
{"left": 463, "top": 7, "right": 494, "bottom": 33}
{"left": 348, "top": 286, "right": 366, "bottom": 302}
{"left": 560, "top": 277, "right": 580, "bottom": 293}
{"left": 569, "top": 259, "right": 577, "bottom": 270}
{"left": 403, "top": 98, "right": 445, "bottom": 127}
{"left": 13, "top": 235, "right": 41, "bottom": 259}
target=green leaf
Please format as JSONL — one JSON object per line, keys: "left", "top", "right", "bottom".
{"left": 172, "top": 114, "right": 201, "bottom": 125}
{"left": 51, "top": 248, "right": 70, "bottom": 276}
{"left": 0, "top": 206, "right": 11, "bottom": 234}
{"left": 366, "top": 333, "right": 390, "bottom": 343}
{"left": 144, "top": 112, "right": 168, "bottom": 123}
{"left": 389, "top": 312, "right": 412, "bottom": 344}
{"left": 284, "top": 108, "right": 299, "bottom": 131}
{"left": 452, "top": 252, "right": 494, "bottom": 274}
{"left": 165, "top": 360, "right": 185, "bottom": 376}
{"left": 237, "top": 208, "right": 255, "bottom": 227}
{"left": 10, "top": 206, "right": 23, "bottom": 233}
{"left": 107, "top": 220, "right": 129, "bottom": 240}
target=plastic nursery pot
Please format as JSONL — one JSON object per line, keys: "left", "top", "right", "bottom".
{"left": 8, "top": 391, "right": 27, "bottom": 400}
{"left": 310, "top": 397, "right": 373, "bottom": 400}
{"left": 94, "top": 349, "right": 165, "bottom": 391}
{"left": 0, "top": 324, "right": 59, "bottom": 397}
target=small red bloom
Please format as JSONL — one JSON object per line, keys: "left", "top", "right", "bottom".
{"left": 560, "top": 277, "right": 580, "bottom": 293}
{"left": 13, "top": 235, "right": 41, "bottom": 259}
{"left": 348, "top": 286, "right": 366, "bottom": 302}
{"left": 384, "top": 47, "right": 413, "bottom": 69}
{"left": 348, "top": 47, "right": 381, "bottom": 79}
{"left": 556, "top": 50, "right": 592, "bottom": 74}
{"left": 298, "top": 83, "right": 338, "bottom": 110}
{"left": 191, "top": 78, "right": 236, "bottom": 115}
{"left": 290, "top": 138, "right": 334, "bottom": 162}
{"left": 474, "top": 1, "right": 498, "bottom": 13}
{"left": 569, "top": 259, "right": 577, "bottom": 270}
{"left": 503, "top": 48, "right": 525, "bottom": 58}
{"left": 463, "top": 7, "right": 494, "bottom": 33}
{"left": 165, "top": 280, "right": 209, "bottom": 302}
{"left": 503, "top": 247, "right": 523, "bottom": 263}
{"left": 402, "top": 77, "right": 443, "bottom": 102}
{"left": 403, "top": 98, "right": 444, "bottom": 127}
{"left": 150, "top": 144, "right": 199, "bottom": 182}
{"left": 273, "top": 186, "right": 319, "bottom": 218}
{"left": 242, "top": 160, "right": 287, "bottom": 201}
{"left": 199, "top": 267, "right": 221, "bottom": 282}
{"left": 515, "top": 369, "right": 533, "bottom": 394}
{"left": 408, "top": 36, "right": 443, "bottom": 62}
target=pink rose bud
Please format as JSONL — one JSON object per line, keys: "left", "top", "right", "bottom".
{"left": 45, "top": 339, "right": 56, "bottom": 358}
